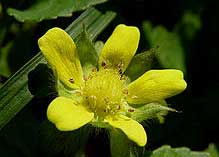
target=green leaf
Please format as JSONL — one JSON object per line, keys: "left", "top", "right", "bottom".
{"left": 143, "top": 21, "right": 186, "bottom": 73}
{"left": 145, "top": 145, "right": 210, "bottom": 157}
{"left": 0, "top": 8, "right": 116, "bottom": 130}
{"left": 205, "top": 144, "right": 219, "bottom": 157}
{"left": 0, "top": 42, "right": 12, "bottom": 77}
{"left": 7, "top": 0, "right": 107, "bottom": 22}
{"left": 130, "top": 102, "right": 176, "bottom": 122}
{"left": 110, "top": 129, "right": 130, "bottom": 157}
{"left": 0, "top": 26, "right": 6, "bottom": 45}
{"left": 174, "top": 11, "right": 201, "bottom": 41}
{"left": 125, "top": 48, "right": 155, "bottom": 81}
{"left": 75, "top": 27, "right": 98, "bottom": 77}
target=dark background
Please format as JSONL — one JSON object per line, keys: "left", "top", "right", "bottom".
{"left": 0, "top": 0, "right": 219, "bottom": 156}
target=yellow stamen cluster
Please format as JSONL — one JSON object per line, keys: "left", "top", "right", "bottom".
{"left": 82, "top": 69, "right": 125, "bottom": 119}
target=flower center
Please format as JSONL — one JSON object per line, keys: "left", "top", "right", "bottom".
{"left": 82, "top": 69, "right": 125, "bottom": 119}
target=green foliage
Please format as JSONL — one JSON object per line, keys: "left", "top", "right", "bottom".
{"left": 110, "top": 129, "right": 130, "bottom": 157}
{"left": 0, "top": 26, "right": 6, "bottom": 45}
{"left": 174, "top": 11, "right": 201, "bottom": 41}
{"left": 145, "top": 145, "right": 210, "bottom": 157}
{"left": 0, "top": 43, "right": 12, "bottom": 77}
{"left": 0, "top": 8, "right": 116, "bottom": 130}
{"left": 143, "top": 22, "right": 186, "bottom": 73}
{"left": 205, "top": 144, "right": 219, "bottom": 157}
{"left": 125, "top": 48, "right": 155, "bottom": 81}
{"left": 0, "top": 53, "right": 46, "bottom": 130}
{"left": 7, "top": 0, "right": 107, "bottom": 22}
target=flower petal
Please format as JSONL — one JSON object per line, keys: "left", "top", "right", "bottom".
{"left": 127, "top": 69, "right": 187, "bottom": 104}
{"left": 99, "top": 24, "right": 140, "bottom": 72}
{"left": 105, "top": 115, "right": 147, "bottom": 146}
{"left": 47, "top": 97, "right": 94, "bottom": 131}
{"left": 38, "top": 27, "right": 83, "bottom": 89}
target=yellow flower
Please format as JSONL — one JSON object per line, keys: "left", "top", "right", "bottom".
{"left": 38, "top": 24, "right": 187, "bottom": 147}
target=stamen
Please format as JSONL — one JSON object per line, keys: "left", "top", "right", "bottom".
{"left": 101, "top": 61, "right": 106, "bottom": 67}
{"left": 128, "top": 108, "right": 135, "bottom": 112}
{"left": 69, "top": 78, "right": 74, "bottom": 83}
{"left": 83, "top": 69, "right": 124, "bottom": 117}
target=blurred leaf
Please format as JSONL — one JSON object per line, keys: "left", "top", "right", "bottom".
{"left": 0, "top": 42, "right": 12, "bottom": 77}
{"left": 0, "top": 8, "right": 116, "bottom": 130}
{"left": 130, "top": 102, "right": 176, "bottom": 122}
{"left": 76, "top": 27, "right": 98, "bottom": 77}
{"left": 0, "top": 26, "right": 6, "bottom": 45}
{"left": 110, "top": 129, "right": 130, "bottom": 157}
{"left": 0, "top": 3, "right": 2, "bottom": 14}
{"left": 145, "top": 145, "right": 210, "bottom": 157}
{"left": 7, "top": 0, "right": 107, "bottom": 22}
{"left": 174, "top": 11, "right": 201, "bottom": 41}
{"left": 125, "top": 48, "right": 155, "bottom": 81}
{"left": 143, "top": 21, "right": 186, "bottom": 73}
{"left": 205, "top": 144, "right": 219, "bottom": 157}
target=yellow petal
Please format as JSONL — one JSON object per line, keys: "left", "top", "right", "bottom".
{"left": 99, "top": 24, "right": 140, "bottom": 72}
{"left": 38, "top": 27, "right": 83, "bottom": 89}
{"left": 47, "top": 97, "right": 94, "bottom": 131}
{"left": 105, "top": 115, "right": 147, "bottom": 146}
{"left": 127, "top": 69, "right": 187, "bottom": 104}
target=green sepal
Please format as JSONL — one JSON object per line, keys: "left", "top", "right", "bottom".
{"left": 95, "top": 41, "right": 104, "bottom": 56}
{"left": 56, "top": 80, "right": 83, "bottom": 103}
{"left": 76, "top": 27, "right": 98, "bottom": 78}
{"left": 130, "top": 102, "right": 176, "bottom": 122}
{"left": 144, "top": 145, "right": 210, "bottom": 157}
{"left": 125, "top": 48, "right": 155, "bottom": 81}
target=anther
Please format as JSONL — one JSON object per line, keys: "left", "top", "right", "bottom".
{"left": 101, "top": 61, "right": 106, "bottom": 67}
{"left": 116, "top": 105, "right": 121, "bottom": 110}
{"left": 69, "top": 78, "right": 74, "bottom": 83}
{"left": 92, "top": 68, "right": 97, "bottom": 72}
{"left": 122, "top": 89, "right": 128, "bottom": 95}
{"left": 90, "top": 95, "right": 97, "bottom": 100}
{"left": 83, "top": 76, "right": 88, "bottom": 81}
{"left": 128, "top": 108, "right": 135, "bottom": 112}
{"left": 117, "top": 62, "right": 124, "bottom": 69}
{"left": 118, "top": 69, "right": 123, "bottom": 75}
{"left": 104, "top": 96, "right": 110, "bottom": 103}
